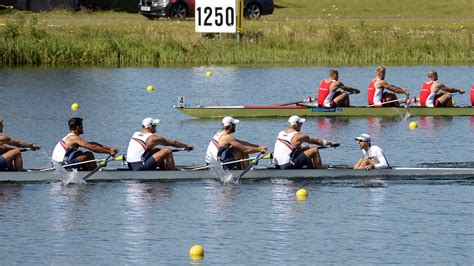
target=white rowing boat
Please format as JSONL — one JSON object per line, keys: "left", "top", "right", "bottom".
{"left": 0, "top": 167, "right": 473, "bottom": 183}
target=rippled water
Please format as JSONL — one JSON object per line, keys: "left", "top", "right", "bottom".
{"left": 0, "top": 66, "right": 473, "bottom": 264}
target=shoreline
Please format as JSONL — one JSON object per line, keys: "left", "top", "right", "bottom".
{"left": 1, "top": 11, "right": 472, "bottom": 67}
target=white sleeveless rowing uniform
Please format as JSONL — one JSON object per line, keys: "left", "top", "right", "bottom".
{"left": 126, "top": 132, "right": 152, "bottom": 163}
{"left": 273, "top": 131, "right": 298, "bottom": 166}
{"left": 362, "top": 145, "right": 390, "bottom": 169}
{"left": 51, "top": 133, "right": 77, "bottom": 163}
{"left": 205, "top": 131, "right": 223, "bottom": 163}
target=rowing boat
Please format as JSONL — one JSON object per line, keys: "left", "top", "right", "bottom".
{"left": 1, "top": 167, "right": 473, "bottom": 183}
{"left": 175, "top": 105, "right": 474, "bottom": 118}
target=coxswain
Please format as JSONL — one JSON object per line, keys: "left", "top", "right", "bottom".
{"left": 126, "top": 118, "right": 193, "bottom": 171}
{"left": 353, "top": 133, "right": 390, "bottom": 170}
{"left": 273, "top": 115, "right": 339, "bottom": 169}
{"left": 51, "top": 117, "right": 118, "bottom": 171}
{"left": 368, "top": 66, "right": 409, "bottom": 107}
{"left": 0, "top": 117, "right": 40, "bottom": 171}
{"left": 317, "top": 69, "right": 360, "bottom": 107}
{"left": 416, "top": 70, "right": 465, "bottom": 107}
{"left": 205, "top": 116, "right": 267, "bottom": 170}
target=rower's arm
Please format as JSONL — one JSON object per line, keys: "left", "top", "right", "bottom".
{"left": 438, "top": 84, "right": 465, "bottom": 94}
{"left": 295, "top": 134, "right": 338, "bottom": 148}
{"left": 150, "top": 135, "right": 193, "bottom": 149}
{"left": 386, "top": 84, "right": 409, "bottom": 95}
{"left": 0, "top": 135, "right": 38, "bottom": 149}
{"left": 76, "top": 137, "right": 117, "bottom": 155}
{"left": 379, "top": 80, "right": 409, "bottom": 95}
{"left": 229, "top": 139, "right": 267, "bottom": 154}
{"left": 336, "top": 82, "right": 360, "bottom": 94}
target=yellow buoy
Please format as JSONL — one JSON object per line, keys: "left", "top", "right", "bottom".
{"left": 205, "top": 71, "right": 213, "bottom": 77}
{"left": 146, "top": 85, "right": 154, "bottom": 91}
{"left": 452, "top": 99, "right": 456, "bottom": 106}
{"left": 296, "top": 188, "right": 308, "bottom": 197}
{"left": 71, "top": 102, "right": 79, "bottom": 111}
{"left": 189, "top": 245, "right": 204, "bottom": 259}
{"left": 409, "top": 121, "right": 418, "bottom": 129}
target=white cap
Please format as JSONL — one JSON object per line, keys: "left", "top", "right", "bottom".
{"left": 222, "top": 116, "right": 239, "bottom": 127}
{"left": 142, "top": 117, "right": 160, "bottom": 128}
{"left": 355, "top": 133, "right": 371, "bottom": 142}
{"left": 288, "top": 115, "right": 306, "bottom": 125}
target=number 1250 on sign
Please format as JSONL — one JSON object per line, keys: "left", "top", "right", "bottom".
{"left": 195, "top": 0, "right": 237, "bottom": 33}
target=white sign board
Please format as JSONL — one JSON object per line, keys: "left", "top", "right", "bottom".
{"left": 195, "top": 0, "right": 236, "bottom": 33}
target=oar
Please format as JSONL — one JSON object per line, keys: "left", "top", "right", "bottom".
{"left": 171, "top": 147, "right": 194, "bottom": 152}
{"left": 235, "top": 153, "right": 269, "bottom": 180}
{"left": 38, "top": 155, "right": 125, "bottom": 172}
{"left": 368, "top": 97, "right": 408, "bottom": 108}
{"left": 19, "top": 147, "right": 41, "bottom": 152}
{"left": 82, "top": 155, "right": 115, "bottom": 181}
{"left": 189, "top": 154, "right": 272, "bottom": 171}
{"left": 276, "top": 100, "right": 305, "bottom": 106}
{"left": 404, "top": 94, "right": 412, "bottom": 118}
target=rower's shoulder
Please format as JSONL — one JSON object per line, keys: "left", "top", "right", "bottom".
{"left": 370, "top": 145, "right": 384, "bottom": 152}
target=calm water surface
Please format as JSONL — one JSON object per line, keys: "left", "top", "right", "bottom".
{"left": 0, "top": 66, "right": 473, "bottom": 264}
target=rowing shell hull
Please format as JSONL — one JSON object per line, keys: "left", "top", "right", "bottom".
{"left": 1, "top": 167, "right": 473, "bottom": 183}
{"left": 176, "top": 106, "right": 474, "bottom": 118}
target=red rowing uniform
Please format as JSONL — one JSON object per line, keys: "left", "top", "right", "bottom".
{"left": 368, "top": 79, "right": 383, "bottom": 106}
{"left": 419, "top": 81, "right": 439, "bottom": 107}
{"left": 471, "top": 85, "right": 474, "bottom": 106}
{"left": 317, "top": 80, "right": 336, "bottom": 107}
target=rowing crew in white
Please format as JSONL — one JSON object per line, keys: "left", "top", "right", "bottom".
{"left": 0, "top": 115, "right": 390, "bottom": 172}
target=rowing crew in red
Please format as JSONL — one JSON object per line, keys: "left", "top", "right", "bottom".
{"left": 310, "top": 67, "right": 471, "bottom": 108}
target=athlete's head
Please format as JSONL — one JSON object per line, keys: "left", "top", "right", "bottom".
{"left": 355, "top": 133, "right": 371, "bottom": 149}
{"left": 288, "top": 115, "right": 305, "bottom": 131}
{"left": 329, "top": 69, "right": 339, "bottom": 81}
{"left": 68, "top": 117, "right": 83, "bottom": 134}
{"left": 222, "top": 116, "right": 239, "bottom": 133}
{"left": 376, "top": 66, "right": 386, "bottom": 79}
{"left": 142, "top": 118, "right": 159, "bottom": 133}
{"left": 428, "top": 70, "right": 438, "bottom": 81}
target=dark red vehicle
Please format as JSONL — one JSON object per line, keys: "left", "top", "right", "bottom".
{"left": 139, "top": 0, "right": 273, "bottom": 20}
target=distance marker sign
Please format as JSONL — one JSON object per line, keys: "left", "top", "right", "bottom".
{"left": 195, "top": 0, "right": 237, "bottom": 33}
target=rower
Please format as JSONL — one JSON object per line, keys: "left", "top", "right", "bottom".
{"left": 317, "top": 69, "right": 360, "bottom": 107}
{"left": 273, "top": 115, "right": 339, "bottom": 169}
{"left": 51, "top": 117, "right": 118, "bottom": 171}
{"left": 415, "top": 70, "right": 465, "bottom": 107}
{"left": 205, "top": 116, "right": 267, "bottom": 170}
{"left": 126, "top": 117, "right": 193, "bottom": 171}
{"left": 470, "top": 85, "right": 474, "bottom": 106}
{"left": 0, "top": 117, "right": 40, "bottom": 171}
{"left": 368, "top": 66, "right": 409, "bottom": 107}
{"left": 353, "top": 133, "right": 390, "bottom": 170}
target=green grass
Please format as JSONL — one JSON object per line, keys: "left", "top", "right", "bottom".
{"left": 272, "top": 0, "right": 473, "bottom": 19}
{"left": 0, "top": 1, "right": 472, "bottom": 67}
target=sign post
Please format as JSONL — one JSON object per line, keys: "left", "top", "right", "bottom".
{"left": 195, "top": 0, "right": 243, "bottom": 42}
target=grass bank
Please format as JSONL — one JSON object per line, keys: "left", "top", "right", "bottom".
{"left": 0, "top": 1, "right": 472, "bottom": 67}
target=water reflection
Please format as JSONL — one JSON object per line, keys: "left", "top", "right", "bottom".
{"left": 48, "top": 183, "right": 90, "bottom": 233}
{"left": 0, "top": 184, "right": 22, "bottom": 205}
{"left": 314, "top": 118, "right": 351, "bottom": 134}
{"left": 267, "top": 180, "right": 298, "bottom": 257}
{"left": 418, "top": 116, "right": 454, "bottom": 133}
{"left": 120, "top": 183, "right": 173, "bottom": 262}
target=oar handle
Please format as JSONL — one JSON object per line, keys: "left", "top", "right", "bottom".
{"left": 171, "top": 147, "right": 194, "bottom": 152}
{"left": 19, "top": 146, "right": 41, "bottom": 152}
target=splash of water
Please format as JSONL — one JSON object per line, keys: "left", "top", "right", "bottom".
{"left": 51, "top": 162, "right": 86, "bottom": 186}
{"left": 208, "top": 158, "right": 234, "bottom": 184}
